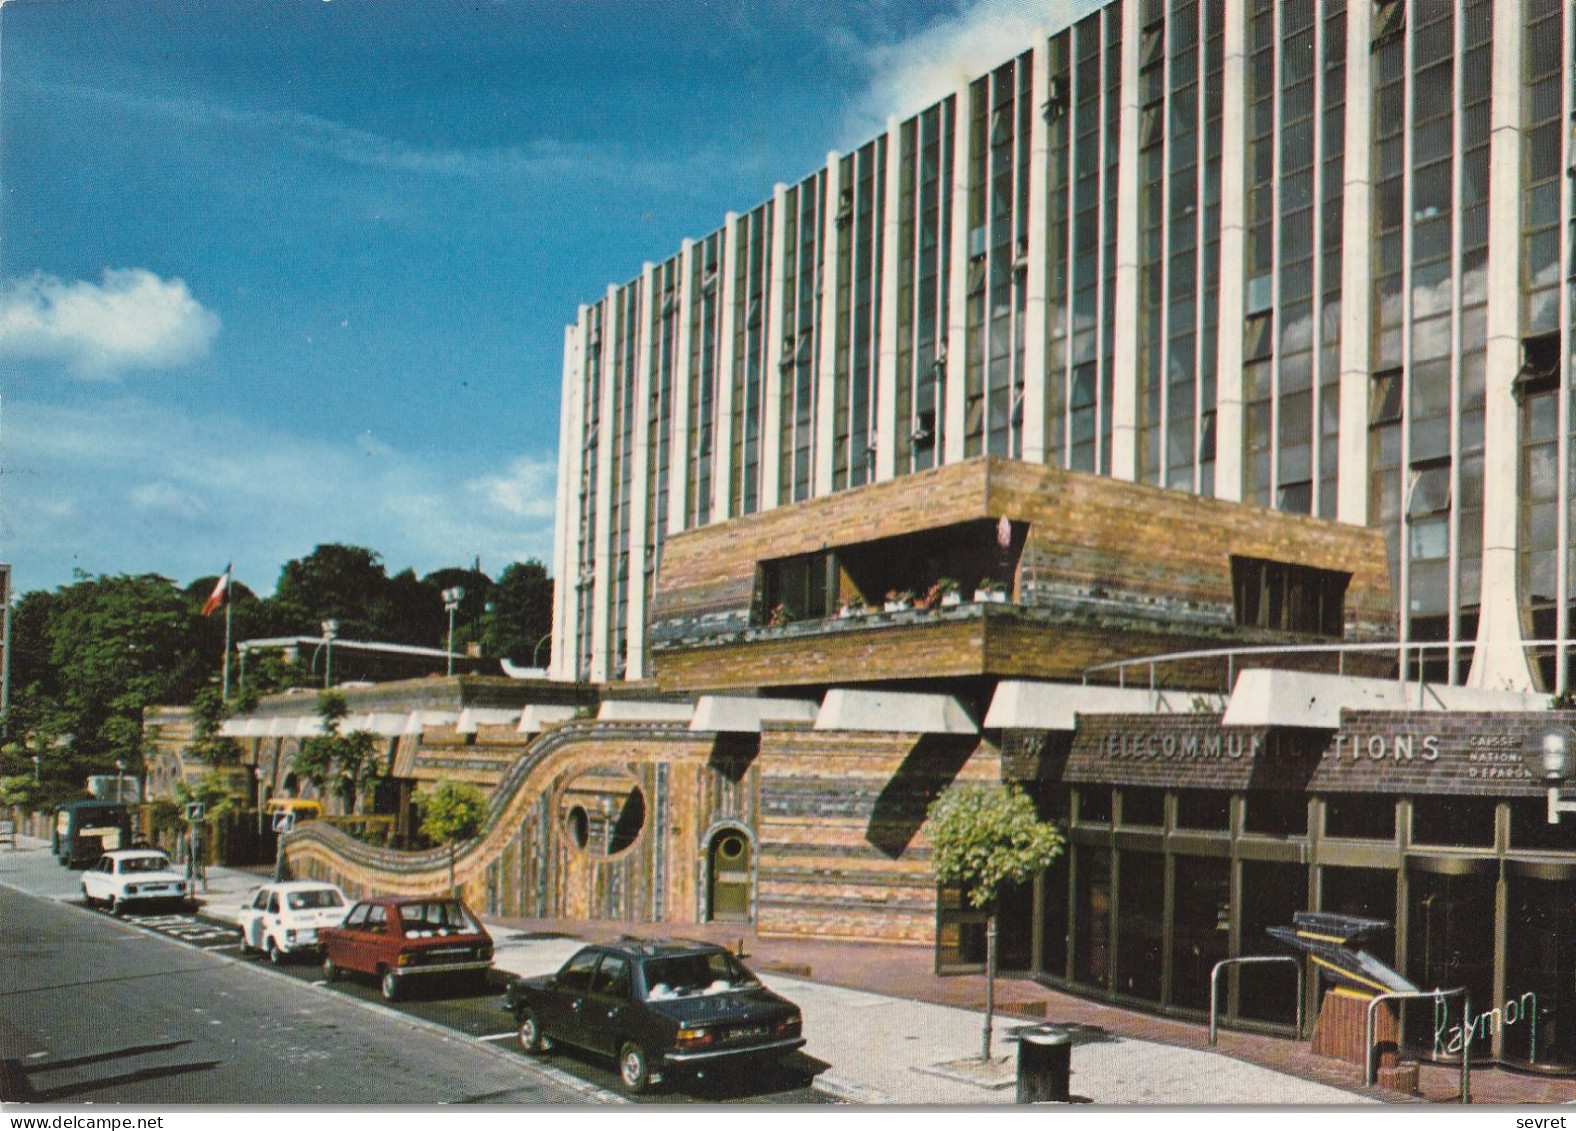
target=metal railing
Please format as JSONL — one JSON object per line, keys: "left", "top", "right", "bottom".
{"left": 1208, "top": 956, "right": 1303, "bottom": 1046}
{"left": 1365, "top": 988, "right": 1469, "bottom": 1103}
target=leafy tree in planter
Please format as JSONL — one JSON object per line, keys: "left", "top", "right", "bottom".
{"left": 926, "top": 782, "right": 1065, "bottom": 1061}
{"left": 420, "top": 779, "right": 488, "bottom": 895}
{"left": 292, "top": 691, "right": 380, "bottom": 814}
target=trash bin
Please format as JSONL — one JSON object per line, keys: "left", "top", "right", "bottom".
{"left": 1017, "top": 1025, "right": 1071, "bottom": 1104}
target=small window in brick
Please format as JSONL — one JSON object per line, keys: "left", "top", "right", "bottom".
{"left": 1231, "top": 555, "right": 1350, "bottom": 636}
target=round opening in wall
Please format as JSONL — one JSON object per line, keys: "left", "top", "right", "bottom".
{"left": 558, "top": 769, "right": 647, "bottom": 857}
{"left": 566, "top": 806, "right": 590, "bottom": 849}
{"left": 718, "top": 834, "right": 746, "bottom": 862}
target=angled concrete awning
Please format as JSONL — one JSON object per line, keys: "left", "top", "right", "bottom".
{"left": 402, "top": 709, "right": 459, "bottom": 736}
{"left": 1222, "top": 669, "right": 1553, "bottom": 730}
{"left": 597, "top": 701, "right": 695, "bottom": 725}
{"left": 518, "top": 704, "right": 579, "bottom": 734}
{"left": 219, "top": 719, "right": 248, "bottom": 738}
{"left": 456, "top": 707, "right": 524, "bottom": 734}
{"left": 689, "top": 695, "right": 819, "bottom": 733}
{"left": 815, "top": 689, "right": 978, "bottom": 734}
{"left": 292, "top": 716, "right": 325, "bottom": 737}
{"left": 983, "top": 680, "right": 1210, "bottom": 730}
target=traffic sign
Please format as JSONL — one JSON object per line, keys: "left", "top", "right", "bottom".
{"left": 184, "top": 802, "right": 206, "bottom": 823}
{"left": 272, "top": 811, "right": 297, "bottom": 835}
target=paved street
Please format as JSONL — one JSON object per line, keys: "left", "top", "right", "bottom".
{"left": 0, "top": 837, "right": 1376, "bottom": 1105}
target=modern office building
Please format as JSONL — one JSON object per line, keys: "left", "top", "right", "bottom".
{"left": 284, "top": 0, "right": 1576, "bottom": 1076}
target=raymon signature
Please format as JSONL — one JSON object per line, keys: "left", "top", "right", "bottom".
{"left": 1434, "top": 991, "right": 1537, "bottom": 1058}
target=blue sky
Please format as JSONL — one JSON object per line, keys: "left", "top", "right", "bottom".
{"left": 3, "top": 0, "right": 1084, "bottom": 598}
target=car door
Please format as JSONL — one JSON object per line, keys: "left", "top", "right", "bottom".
{"left": 262, "top": 891, "right": 285, "bottom": 948}
{"left": 82, "top": 857, "right": 112, "bottom": 901}
{"left": 582, "top": 953, "right": 634, "bottom": 1056}
{"left": 361, "top": 904, "right": 392, "bottom": 974}
{"left": 331, "top": 902, "right": 371, "bottom": 972}
{"left": 238, "top": 889, "right": 268, "bottom": 948}
{"left": 542, "top": 948, "right": 600, "bottom": 1049}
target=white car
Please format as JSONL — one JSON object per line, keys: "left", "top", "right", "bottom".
{"left": 238, "top": 881, "right": 350, "bottom": 964}
{"left": 80, "top": 849, "right": 191, "bottom": 915}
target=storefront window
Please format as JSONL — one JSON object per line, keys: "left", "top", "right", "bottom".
{"left": 1076, "top": 785, "right": 1113, "bottom": 823}
{"left": 1410, "top": 798, "right": 1496, "bottom": 848}
{"left": 1171, "top": 856, "right": 1231, "bottom": 1012}
{"left": 1116, "top": 850, "right": 1165, "bottom": 1002}
{"left": 1074, "top": 846, "right": 1112, "bottom": 989}
{"left": 1318, "top": 866, "right": 1396, "bottom": 965}
{"left": 1324, "top": 793, "right": 1397, "bottom": 840}
{"left": 1121, "top": 787, "right": 1165, "bottom": 827}
{"left": 1501, "top": 872, "right": 1576, "bottom": 1070}
{"left": 1509, "top": 798, "right": 1576, "bottom": 852}
{"left": 1402, "top": 868, "right": 1495, "bottom": 1063}
{"left": 1176, "top": 790, "right": 1231, "bottom": 831}
{"left": 1238, "top": 860, "right": 1308, "bottom": 1025}
{"left": 1040, "top": 851, "right": 1071, "bottom": 979}
{"left": 1243, "top": 791, "right": 1307, "bottom": 836}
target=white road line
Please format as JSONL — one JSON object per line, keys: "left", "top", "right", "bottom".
{"left": 476, "top": 1032, "right": 518, "bottom": 1043}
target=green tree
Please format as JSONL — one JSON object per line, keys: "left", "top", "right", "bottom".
{"left": 419, "top": 779, "right": 488, "bottom": 894}
{"left": 926, "top": 783, "right": 1065, "bottom": 1060}
{"left": 185, "top": 687, "right": 243, "bottom": 767}
{"left": 292, "top": 691, "right": 381, "bottom": 813}
{"left": 480, "top": 559, "right": 554, "bottom": 664}
{"left": 270, "top": 544, "right": 391, "bottom": 640}
{"left": 422, "top": 566, "right": 493, "bottom": 654}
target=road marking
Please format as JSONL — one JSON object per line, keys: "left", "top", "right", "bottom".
{"left": 476, "top": 1032, "right": 518, "bottom": 1043}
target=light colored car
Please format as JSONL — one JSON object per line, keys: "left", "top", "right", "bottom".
{"left": 80, "top": 849, "right": 191, "bottom": 915}
{"left": 238, "top": 881, "right": 350, "bottom": 964}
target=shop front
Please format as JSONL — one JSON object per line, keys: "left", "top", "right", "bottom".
{"left": 1010, "top": 710, "right": 1576, "bottom": 1073}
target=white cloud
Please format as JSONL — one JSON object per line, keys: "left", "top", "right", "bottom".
{"left": 836, "top": 1, "right": 1098, "bottom": 148}
{"left": 0, "top": 268, "right": 220, "bottom": 378}
{"left": 3, "top": 396, "right": 558, "bottom": 596}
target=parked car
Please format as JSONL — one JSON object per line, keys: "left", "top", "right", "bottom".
{"left": 53, "top": 800, "right": 133, "bottom": 868}
{"left": 504, "top": 940, "right": 805, "bottom": 1094}
{"left": 237, "top": 881, "right": 350, "bottom": 964}
{"left": 80, "top": 849, "right": 191, "bottom": 915}
{"left": 319, "top": 896, "right": 493, "bottom": 1001}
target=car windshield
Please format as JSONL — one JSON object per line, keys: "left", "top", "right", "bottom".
{"left": 120, "top": 855, "right": 171, "bottom": 873}
{"left": 642, "top": 951, "right": 759, "bottom": 1000}
{"left": 397, "top": 900, "right": 478, "bottom": 933}
{"left": 287, "top": 889, "right": 344, "bottom": 910}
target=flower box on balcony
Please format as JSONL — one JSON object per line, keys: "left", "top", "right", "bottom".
{"left": 974, "top": 589, "right": 1008, "bottom": 603}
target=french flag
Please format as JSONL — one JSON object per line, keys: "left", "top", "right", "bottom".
{"left": 201, "top": 564, "right": 232, "bottom": 617}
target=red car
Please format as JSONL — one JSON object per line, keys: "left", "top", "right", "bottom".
{"left": 319, "top": 896, "right": 494, "bottom": 1001}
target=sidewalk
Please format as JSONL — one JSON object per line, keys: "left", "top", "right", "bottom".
{"left": 17, "top": 837, "right": 1567, "bottom": 1106}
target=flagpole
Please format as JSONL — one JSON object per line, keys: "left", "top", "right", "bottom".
{"left": 222, "top": 585, "right": 233, "bottom": 700}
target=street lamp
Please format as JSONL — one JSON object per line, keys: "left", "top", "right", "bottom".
{"left": 442, "top": 588, "right": 464, "bottom": 677}
{"left": 1520, "top": 722, "right": 1576, "bottom": 823}
{"left": 321, "top": 620, "right": 339, "bottom": 689}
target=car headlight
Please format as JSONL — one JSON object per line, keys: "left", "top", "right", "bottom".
{"left": 286, "top": 929, "right": 297, "bottom": 941}
{"left": 397, "top": 952, "right": 415, "bottom": 967}
{"left": 774, "top": 1014, "right": 802, "bottom": 1036}
{"left": 675, "top": 1027, "right": 715, "bottom": 1050}
{"left": 125, "top": 885, "right": 139, "bottom": 895}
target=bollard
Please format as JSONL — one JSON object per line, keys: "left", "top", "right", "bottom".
{"left": 1016, "top": 1026, "right": 1071, "bottom": 1104}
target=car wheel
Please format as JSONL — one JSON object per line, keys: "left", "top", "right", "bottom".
{"left": 618, "top": 1041, "right": 652, "bottom": 1094}
{"left": 322, "top": 956, "right": 340, "bottom": 982}
{"left": 266, "top": 937, "right": 284, "bottom": 965}
{"left": 108, "top": 897, "right": 123, "bottom": 917}
{"left": 380, "top": 970, "right": 402, "bottom": 1001}
{"left": 516, "top": 1009, "right": 553, "bottom": 1055}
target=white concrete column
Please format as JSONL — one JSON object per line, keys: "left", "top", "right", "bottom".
{"left": 549, "top": 317, "right": 584, "bottom": 681}
{"left": 1020, "top": 35, "right": 1051, "bottom": 464}
{"left": 712, "top": 214, "right": 740, "bottom": 522}
{"left": 944, "top": 84, "right": 971, "bottom": 466}
{"left": 1107, "top": 0, "right": 1141, "bottom": 481}
{"left": 762, "top": 184, "right": 789, "bottom": 508}
{"left": 1469, "top": 0, "right": 1534, "bottom": 690}
{"left": 589, "top": 292, "right": 618, "bottom": 683}
{"left": 669, "top": 240, "right": 695, "bottom": 535}
{"left": 1335, "top": 1, "right": 1372, "bottom": 524}
{"left": 625, "top": 265, "right": 657, "bottom": 683}
{"left": 815, "top": 152, "right": 842, "bottom": 496}
{"left": 876, "top": 117, "right": 903, "bottom": 482}
{"left": 1212, "top": 2, "right": 1247, "bottom": 502}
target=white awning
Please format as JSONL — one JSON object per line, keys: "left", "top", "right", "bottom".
{"left": 518, "top": 704, "right": 579, "bottom": 734}
{"left": 597, "top": 701, "right": 695, "bottom": 724}
{"left": 348, "top": 712, "right": 409, "bottom": 737}
{"left": 402, "top": 710, "right": 459, "bottom": 735}
{"left": 1222, "top": 668, "right": 1552, "bottom": 729}
{"left": 814, "top": 689, "right": 977, "bottom": 735}
{"left": 689, "top": 696, "right": 819, "bottom": 733}
{"left": 983, "top": 681, "right": 1208, "bottom": 730}
{"left": 456, "top": 707, "right": 524, "bottom": 734}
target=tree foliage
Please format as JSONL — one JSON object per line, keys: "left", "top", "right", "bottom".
{"left": 926, "top": 783, "right": 1065, "bottom": 910}
{"left": 420, "top": 778, "right": 489, "bottom": 848}
{"left": 292, "top": 691, "right": 381, "bottom": 813}
{"left": 185, "top": 687, "right": 243, "bottom": 766}
{"left": 481, "top": 559, "right": 554, "bottom": 664}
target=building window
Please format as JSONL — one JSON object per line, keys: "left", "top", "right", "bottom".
{"left": 1324, "top": 793, "right": 1397, "bottom": 840}
{"left": 1230, "top": 555, "right": 1350, "bottom": 636}
{"left": 1370, "top": 367, "right": 1403, "bottom": 425}
{"left": 757, "top": 550, "right": 834, "bottom": 624}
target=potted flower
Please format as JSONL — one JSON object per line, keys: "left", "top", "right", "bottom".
{"left": 767, "top": 603, "right": 797, "bottom": 628}
{"left": 935, "top": 578, "right": 962, "bottom": 607}
{"left": 884, "top": 588, "right": 916, "bottom": 612}
{"left": 839, "top": 594, "right": 868, "bottom": 618}
{"left": 974, "top": 578, "right": 1008, "bottom": 603}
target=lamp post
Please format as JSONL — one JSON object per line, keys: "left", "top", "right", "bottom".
{"left": 321, "top": 620, "right": 338, "bottom": 689}
{"left": 1520, "top": 722, "right": 1576, "bottom": 823}
{"left": 442, "top": 587, "right": 465, "bottom": 677}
